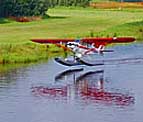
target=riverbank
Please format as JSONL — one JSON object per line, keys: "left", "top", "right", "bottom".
{"left": 0, "top": 7, "right": 143, "bottom": 64}
{"left": 0, "top": 43, "right": 64, "bottom": 64}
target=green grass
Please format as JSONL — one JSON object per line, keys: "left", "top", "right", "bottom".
{"left": 0, "top": 7, "right": 143, "bottom": 63}
{"left": 98, "top": 21, "right": 143, "bottom": 39}
{"left": 0, "top": 42, "right": 64, "bottom": 64}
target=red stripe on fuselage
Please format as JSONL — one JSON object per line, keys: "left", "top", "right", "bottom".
{"left": 78, "top": 45, "right": 89, "bottom": 50}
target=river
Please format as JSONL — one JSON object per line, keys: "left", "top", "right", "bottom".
{"left": 0, "top": 43, "right": 143, "bottom": 122}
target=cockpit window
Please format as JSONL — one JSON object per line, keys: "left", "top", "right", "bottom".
{"left": 67, "top": 42, "right": 78, "bottom": 47}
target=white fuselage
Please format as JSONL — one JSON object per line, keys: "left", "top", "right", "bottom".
{"left": 66, "top": 42, "right": 104, "bottom": 58}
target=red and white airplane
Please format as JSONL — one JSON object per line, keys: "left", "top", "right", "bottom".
{"left": 31, "top": 37, "right": 135, "bottom": 66}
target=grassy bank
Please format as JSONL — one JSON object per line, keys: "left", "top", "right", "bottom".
{"left": 0, "top": 42, "right": 63, "bottom": 64}
{"left": 0, "top": 7, "right": 143, "bottom": 64}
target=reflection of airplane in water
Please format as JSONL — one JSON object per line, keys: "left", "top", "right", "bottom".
{"left": 31, "top": 68, "right": 134, "bottom": 106}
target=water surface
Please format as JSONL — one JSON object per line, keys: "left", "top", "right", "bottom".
{"left": 0, "top": 43, "right": 143, "bottom": 122}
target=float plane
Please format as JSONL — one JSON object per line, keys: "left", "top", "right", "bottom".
{"left": 31, "top": 37, "right": 135, "bottom": 66}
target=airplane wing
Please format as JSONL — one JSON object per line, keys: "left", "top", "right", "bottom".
{"left": 31, "top": 38, "right": 75, "bottom": 44}
{"left": 81, "top": 37, "right": 135, "bottom": 48}
{"left": 31, "top": 37, "right": 135, "bottom": 46}
{"left": 31, "top": 37, "right": 135, "bottom": 53}
{"left": 31, "top": 38, "right": 76, "bottom": 51}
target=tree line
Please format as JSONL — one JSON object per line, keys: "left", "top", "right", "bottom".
{"left": 48, "top": 0, "right": 91, "bottom": 7}
{"left": 0, "top": 0, "right": 91, "bottom": 18}
{"left": 1, "top": 0, "right": 141, "bottom": 18}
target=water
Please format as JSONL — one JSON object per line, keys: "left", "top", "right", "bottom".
{"left": 0, "top": 43, "right": 143, "bottom": 122}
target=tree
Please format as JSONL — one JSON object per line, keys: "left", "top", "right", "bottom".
{"left": 0, "top": 0, "right": 92, "bottom": 18}
{"left": 47, "top": 0, "right": 92, "bottom": 7}
{"left": 0, "top": 0, "right": 49, "bottom": 17}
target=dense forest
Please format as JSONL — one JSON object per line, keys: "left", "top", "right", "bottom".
{"left": 0, "top": 0, "right": 91, "bottom": 17}
{"left": 0, "top": 0, "right": 49, "bottom": 17}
